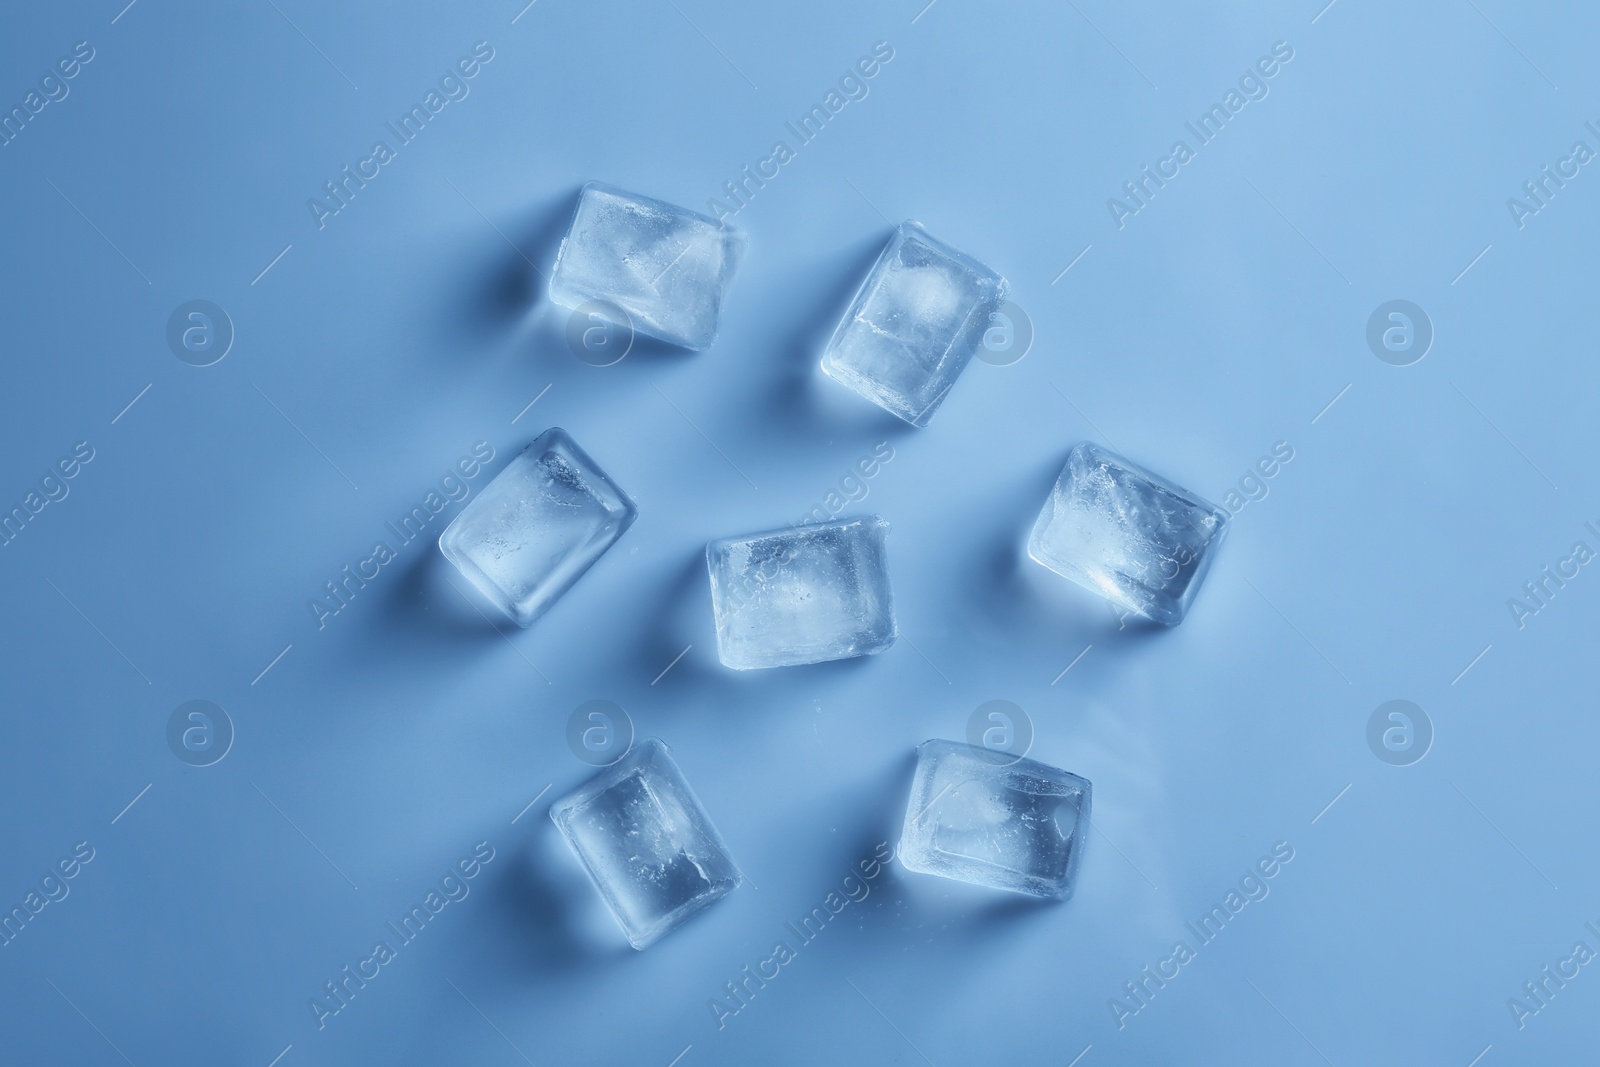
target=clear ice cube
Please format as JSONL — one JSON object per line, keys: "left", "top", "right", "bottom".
{"left": 706, "top": 516, "right": 896, "bottom": 670}
{"left": 437, "top": 427, "right": 637, "bottom": 627}
{"left": 550, "top": 737, "right": 741, "bottom": 949}
{"left": 1028, "top": 441, "right": 1227, "bottom": 626}
{"left": 821, "top": 221, "right": 1008, "bottom": 426}
{"left": 549, "top": 182, "right": 745, "bottom": 351}
{"left": 898, "top": 739, "right": 1091, "bottom": 900}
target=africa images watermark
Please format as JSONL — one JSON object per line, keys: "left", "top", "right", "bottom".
{"left": 1506, "top": 119, "right": 1600, "bottom": 231}
{"left": 1505, "top": 518, "right": 1600, "bottom": 632}
{"left": 707, "top": 841, "right": 895, "bottom": 1030}
{"left": 1109, "top": 840, "right": 1296, "bottom": 1029}
{"left": 706, "top": 40, "right": 896, "bottom": 223}
{"left": 307, "top": 41, "right": 496, "bottom": 230}
{"left": 308, "top": 841, "right": 495, "bottom": 1030}
{"left": 1106, "top": 40, "right": 1296, "bottom": 229}
{"left": 308, "top": 441, "right": 496, "bottom": 630}
{"left": 0, "top": 40, "right": 96, "bottom": 149}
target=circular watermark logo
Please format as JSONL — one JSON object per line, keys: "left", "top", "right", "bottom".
{"left": 564, "top": 300, "right": 634, "bottom": 367}
{"left": 166, "top": 699, "right": 234, "bottom": 767}
{"left": 976, "top": 301, "right": 1033, "bottom": 366}
{"left": 565, "top": 699, "right": 633, "bottom": 766}
{"left": 166, "top": 300, "right": 234, "bottom": 367}
{"left": 965, "top": 699, "right": 1034, "bottom": 765}
{"left": 1365, "top": 300, "right": 1432, "bottom": 367}
{"left": 1366, "top": 699, "right": 1432, "bottom": 766}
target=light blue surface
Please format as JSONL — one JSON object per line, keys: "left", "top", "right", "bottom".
{"left": 3, "top": 1, "right": 1599, "bottom": 1063}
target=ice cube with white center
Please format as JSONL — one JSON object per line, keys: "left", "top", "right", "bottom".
{"left": 548, "top": 182, "right": 745, "bottom": 351}
{"left": 437, "top": 427, "right": 637, "bottom": 628}
{"left": 1028, "top": 441, "right": 1228, "bottom": 626}
{"left": 898, "top": 739, "right": 1091, "bottom": 900}
{"left": 550, "top": 737, "right": 742, "bottom": 950}
{"left": 821, "top": 220, "right": 1008, "bottom": 426}
{"left": 706, "top": 516, "right": 896, "bottom": 670}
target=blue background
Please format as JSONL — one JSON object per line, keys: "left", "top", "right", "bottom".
{"left": 3, "top": 1, "right": 1598, "bottom": 1063}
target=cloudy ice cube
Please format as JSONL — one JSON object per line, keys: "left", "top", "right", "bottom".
{"left": 549, "top": 182, "right": 745, "bottom": 351}
{"left": 550, "top": 737, "right": 741, "bottom": 949}
{"left": 706, "top": 516, "right": 896, "bottom": 670}
{"left": 898, "top": 739, "right": 1091, "bottom": 900}
{"left": 437, "top": 427, "right": 637, "bottom": 627}
{"left": 821, "top": 221, "right": 1008, "bottom": 426}
{"left": 1028, "top": 442, "right": 1227, "bottom": 626}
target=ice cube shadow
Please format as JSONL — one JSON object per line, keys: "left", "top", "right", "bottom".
{"left": 742, "top": 231, "right": 918, "bottom": 444}
{"left": 432, "top": 189, "right": 572, "bottom": 347}
{"left": 481, "top": 832, "right": 636, "bottom": 974}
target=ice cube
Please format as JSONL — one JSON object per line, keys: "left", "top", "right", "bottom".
{"left": 549, "top": 182, "right": 745, "bottom": 351}
{"left": 437, "top": 427, "right": 637, "bottom": 627}
{"left": 550, "top": 737, "right": 741, "bottom": 949}
{"left": 898, "top": 739, "right": 1091, "bottom": 900}
{"left": 821, "top": 221, "right": 1008, "bottom": 426}
{"left": 706, "top": 516, "right": 896, "bottom": 670}
{"left": 1028, "top": 442, "right": 1227, "bottom": 626}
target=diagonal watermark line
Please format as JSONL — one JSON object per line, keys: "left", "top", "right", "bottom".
{"left": 1066, "top": 1045, "right": 1092, "bottom": 1067}
{"left": 1085, "top": 813, "right": 1159, "bottom": 890}
{"left": 511, "top": 0, "right": 539, "bottom": 23}
{"left": 111, "top": 783, "right": 152, "bottom": 825}
{"left": 843, "top": 176, "right": 892, "bottom": 224}
{"left": 897, "top": 629, "right": 951, "bottom": 684}
{"left": 252, "top": 244, "right": 293, "bottom": 285}
{"left": 512, "top": 384, "right": 552, "bottom": 424}
{"left": 651, "top": 644, "right": 693, "bottom": 685}
{"left": 1450, "top": 383, "right": 1557, "bottom": 489}
{"left": 252, "top": 383, "right": 361, "bottom": 490}
{"left": 1311, "top": 783, "right": 1351, "bottom": 825}
{"left": 1245, "top": 978, "right": 1335, "bottom": 1065}
{"left": 845, "top": 977, "right": 937, "bottom": 1067}
{"left": 253, "top": 782, "right": 361, "bottom": 890}
{"left": 43, "top": 576, "right": 152, "bottom": 684}
{"left": 1310, "top": 0, "right": 1338, "bottom": 24}
{"left": 511, "top": 784, "right": 551, "bottom": 825}
{"left": 266, "top": 1045, "right": 292, "bottom": 1067}
{"left": 1451, "top": 243, "right": 1492, "bottom": 285}
{"left": 441, "top": 573, "right": 553, "bottom": 682}
{"left": 911, "top": 782, "right": 956, "bottom": 826}
{"left": 651, "top": 242, "right": 695, "bottom": 289}
{"left": 653, "top": 385, "right": 758, "bottom": 489}
{"left": 1048, "top": 381, "right": 1122, "bottom": 453}
{"left": 445, "top": 977, "right": 537, "bottom": 1066}
{"left": 1052, "top": 643, "right": 1093, "bottom": 684}
{"left": 1466, "top": 1044, "right": 1492, "bottom": 1067}
{"left": 663, "top": 0, "right": 758, "bottom": 89}
{"left": 46, "top": 178, "right": 151, "bottom": 285}
{"left": 1243, "top": 576, "right": 1353, "bottom": 684}
{"left": 444, "top": 177, "right": 547, "bottom": 280}
{"left": 1064, "top": 0, "right": 1156, "bottom": 88}
{"left": 1451, "top": 643, "right": 1492, "bottom": 685}
{"left": 111, "top": 0, "right": 140, "bottom": 24}
{"left": 1464, "top": 0, "right": 1558, "bottom": 89}
{"left": 1311, "top": 383, "right": 1351, "bottom": 425}
{"left": 1451, "top": 781, "right": 1557, "bottom": 889}
{"left": 666, "top": 1045, "right": 693, "bottom": 1067}
{"left": 1051, "top": 244, "right": 1093, "bottom": 284}
{"left": 112, "top": 383, "right": 153, "bottom": 425}
{"left": 911, "top": 0, "right": 938, "bottom": 24}
{"left": 252, "top": 643, "right": 294, "bottom": 686}
{"left": 263, "top": 0, "right": 359, "bottom": 89}
{"left": 1244, "top": 177, "right": 1350, "bottom": 284}
{"left": 46, "top": 979, "right": 137, "bottom": 1066}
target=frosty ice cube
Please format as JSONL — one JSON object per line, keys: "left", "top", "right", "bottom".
{"left": 821, "top": 221, "right": 1008, "bottom": 426}
{"left": 898, "top": 739, "right": 1091, "bottom": 900}
{"left": 550, "top": 737, "right": 741, "bottom": 950}
{"left": 1028, "top": 442, "right": 1227, "bottom": 626}
{"left": 706, "top": 516, "right": 895, "bottom": 670}
{"left": 549, "top": 182, "right": 745, "bottom": 351}
{"left": 437, "top": 427, "right": 637, "bottom": 627}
